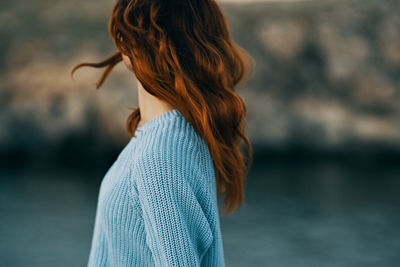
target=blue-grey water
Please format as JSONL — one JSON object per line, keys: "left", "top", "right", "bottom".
{"left": 0, "top": 161, "right": 399, "bottom": 267}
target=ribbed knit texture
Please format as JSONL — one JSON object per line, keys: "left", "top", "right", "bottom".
{"left": 87, "top": 108, "right": 225, "bottom": 267}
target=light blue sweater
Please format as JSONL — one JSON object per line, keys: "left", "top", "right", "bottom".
{"left": 87, "top": 108, "right": 226, "bottom": 267}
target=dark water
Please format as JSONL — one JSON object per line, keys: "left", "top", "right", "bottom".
{"left": 0, "top": 161, "right": 399, "bottom": 267}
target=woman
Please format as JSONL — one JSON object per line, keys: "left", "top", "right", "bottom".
{"left": 72, "top": 0, "right": 253, "bottom": 266}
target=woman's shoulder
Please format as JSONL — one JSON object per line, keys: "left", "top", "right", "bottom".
{"left": 135, "top": 114, "right": 206, "bottom": 159}
{"left": 132, "top": 116, "right": 211, "bottom": 185}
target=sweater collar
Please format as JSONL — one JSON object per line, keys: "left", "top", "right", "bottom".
{"left": 135, "top": 108, "right": 181, "bottom": 136}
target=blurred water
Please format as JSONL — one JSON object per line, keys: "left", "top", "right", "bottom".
{"left": 221, "top": 161, "right": 400, "bottom": 267}
{"left": 1, "top": 161, "right": 399, "bottom": 267}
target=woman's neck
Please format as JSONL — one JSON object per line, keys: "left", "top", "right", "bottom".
{"left": 137, "top": 80, "right": 175, "bottom": 126}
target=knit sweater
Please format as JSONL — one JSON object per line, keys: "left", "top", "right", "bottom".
{"left": 87, "top": 108, "right": 226, "bottom": 267}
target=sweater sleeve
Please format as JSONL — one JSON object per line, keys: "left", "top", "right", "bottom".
{"left": 133, "top": 138, "right": 214, "bottom": 266}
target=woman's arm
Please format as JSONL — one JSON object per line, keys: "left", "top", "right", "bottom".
{"left": 133, "top": 138, "right": 214, "bottom": 266}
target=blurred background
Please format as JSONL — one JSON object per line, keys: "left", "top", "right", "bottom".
{"left": 1, "top": 0, "right": 399, "bottom": 266}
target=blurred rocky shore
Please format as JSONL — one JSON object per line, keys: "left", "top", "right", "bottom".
{"left": 1, "top": 0, "right": 399, "bottom": 169}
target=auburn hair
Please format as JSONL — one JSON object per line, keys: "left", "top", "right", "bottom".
{"left": 71, "top": 0, "right": 254, "bottom": 216}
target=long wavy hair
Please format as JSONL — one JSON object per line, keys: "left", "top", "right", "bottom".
{"left": 71, "top": 0, "right": 254, "bottom": 215}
